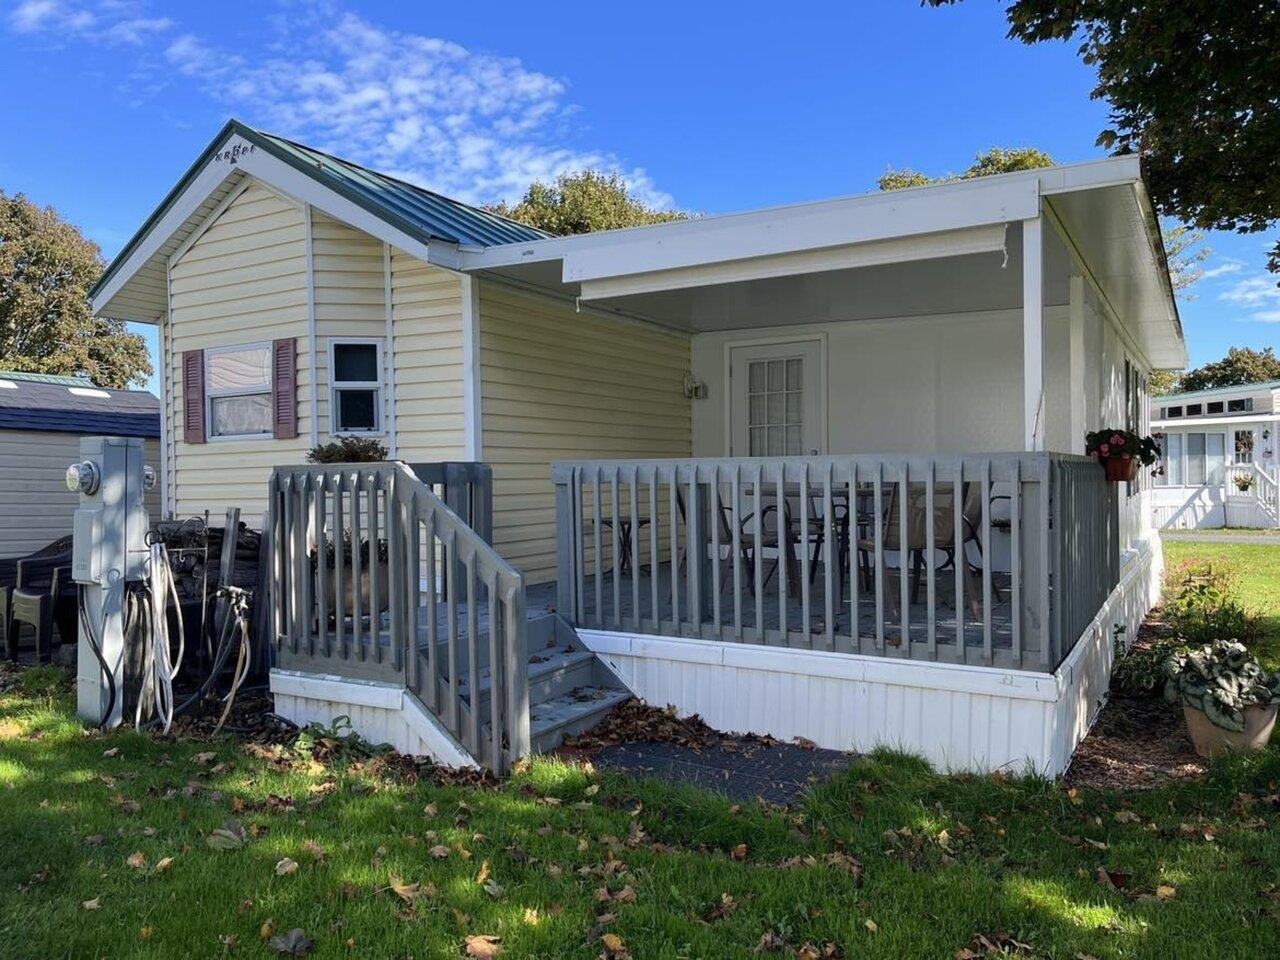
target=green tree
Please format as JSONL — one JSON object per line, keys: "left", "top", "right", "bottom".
{"left": 489, "top": 170, "right": 687, "bottom": 236}
{"left": 0, "top": 192, "right": 150, "bottom": 388}
{"left": 877, "top": 147, "right": 1207, "bottom": 292}
{"left": 923, "top": 1, "right": 1280, "bottom": 282}
{"left": 1178, "top": 347, "right": 1280, "bottom": 393}
{"left": 1148, "top": 369, "right": 1181, "bottom": 397}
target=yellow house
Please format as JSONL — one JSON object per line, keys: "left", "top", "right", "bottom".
{"left": 91, "top": 120, "right": 1185, "bottom": 776}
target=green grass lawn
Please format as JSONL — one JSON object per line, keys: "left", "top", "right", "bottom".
{"left": 3, "top": 665, "right": 1280, "bottom": 959}
{"left": 1163, "top": 540, "right": 1280, "bottom": 669}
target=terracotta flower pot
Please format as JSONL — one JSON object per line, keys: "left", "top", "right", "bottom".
{"left": 1103, "top": 458, "right": 1138, "bottom": 483}
{"left": 1183, "top": 702, "right": 1278, "bottom": 758}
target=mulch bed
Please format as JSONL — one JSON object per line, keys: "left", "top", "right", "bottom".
{"left": 560, "top": 699, "right": 854, "bottom": 805}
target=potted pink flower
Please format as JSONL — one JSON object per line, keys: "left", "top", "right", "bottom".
{"left": 1085, "top": 429, "right": 1161, "bottom": 483}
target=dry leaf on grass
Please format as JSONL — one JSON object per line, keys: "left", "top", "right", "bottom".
{"left": 464, "top": 934, "right": 501, "bottom": 957}
{"left": 125, "top": 851, "right": 147, "bottom": 870}
{"left": 275, "top": 857, "right": 299, "bottom": 876}
{"left": 267, "top": 928, "right": 312, "bottom": 956}
{"left": 154, "top": 856, "right": 174, "bottom": 872}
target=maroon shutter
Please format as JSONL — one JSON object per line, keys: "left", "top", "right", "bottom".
{"left": 182, "top": 349, "right": 206, "bottom": 444}
{"left": 272, "top": 337, "right": 298, "bottom": 440}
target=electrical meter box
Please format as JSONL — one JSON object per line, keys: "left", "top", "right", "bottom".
{"left": 68, "top": 436, "right": 150, "bottom": 586}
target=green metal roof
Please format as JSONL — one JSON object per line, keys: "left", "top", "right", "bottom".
{"left": 1160, "top": 379, "right": 1280, "bottom": 402}
{"left": 90, "top": 119, "right": 550, "bottom": 303}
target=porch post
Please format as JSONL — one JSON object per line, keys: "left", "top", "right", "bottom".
{"left": 1022, "top": 216, "right": 1045, "bottom": 451}
{"left": 1068, "top": 274, "right": 1086, "bottom": 454}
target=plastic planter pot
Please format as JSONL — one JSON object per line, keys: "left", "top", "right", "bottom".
{"left": 1183, "top": 702, "right": 1278, "bottom": 757}
{"left": 1103, "top": 458, "right": 1138, "bottom": 483}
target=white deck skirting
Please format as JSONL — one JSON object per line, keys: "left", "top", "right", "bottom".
{"left": 270, "top": 669, "right": 478, "bottom": 769}
{"left": 579, "top": 537, "right": 1161, "bottom": 777}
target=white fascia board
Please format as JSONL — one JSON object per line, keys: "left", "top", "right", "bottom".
{"left": 93, "top": 132, "right": 456, "bottom": 317}
{"left": 1035, "top": 155, "right": 1142, "bottom": 195}
{"left": 577, "top": 223, "right": 1007, "bottom": 301}
{"left": 563, "top": 177, "right": 1038, "bottom": 284}
{"left": 1152, "top": 414, "right": 1276, "bottom": 429}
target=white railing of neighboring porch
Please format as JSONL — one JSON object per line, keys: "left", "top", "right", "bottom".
{"left": 1225, "top": 462, "right": 1280, "bottom": 526}
{"left": 552, "top": 453, "right": 1119, "bottom": 672}
{"left": 267, "top": 462, "right": 530, "bottom": 774}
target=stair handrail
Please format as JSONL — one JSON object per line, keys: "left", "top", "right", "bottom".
{"left": 267, "top": 461, "right": 530, "bottom": 774}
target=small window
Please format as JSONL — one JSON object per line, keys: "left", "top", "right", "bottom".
{"left": 1227, "top": 397, "right": 1253, "bottom": 413}
{"left": 1186, "top": 403, "right": 1203, "bottom": 416}
{"left": 206, "top": 343, "right": 273, "bottom": 438}
{"left": 1207, "top": 401, "right": 1224, "bottom": 414}
{"left": 330, "top": 341, "right": 383, "bottom": 435}
{"left": 1166, "top": 406, "right": 1183, "bottom": 418}
{"left": 1235, "top": 429, "right": 1254, "bottom": 464}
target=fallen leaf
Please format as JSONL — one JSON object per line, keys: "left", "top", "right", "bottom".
{"left": 730, "top": 843, "right": 748, "bottom": 861}
{"left": 82, "top": 897, "right": 101, "bottom": 910}
{"left": 1114, "top": 810, "right": 1141, "bottom": 824}
{"left": 483, "top": 879, "right": 504, "bottom": 899}
{"left": 207, "top": 820, "right": 248, "bottom": 851}
{"left": 429, "top": 845, "right": 450, "bottom": 859}
{"left": 864, "top": 919, "right": 879, "bottom": 934}
{"left": 476, "top": 861, "right": 491, "bottom": 885}
{"left": 1095, "top": 866, "right": 1129, "bottom": 891}
{"left": 464, "top": 934, "right": 502, "bottom": 957}
{"left": 194, "top": 751, "right": 217, "bottom": 765}
{"left": 259, "top": 919, "right": 277, "bottom": 940}
{"left": 103, "top": 747, "right": 120, "bottom": 758}
{"left": 154, "top": 856, "right": 175, "bottom": 873}
{"left": 755, "top": 931, "right": 788, "bottom": 952}
{"left": 613, "top": 885, "right": 637, "bottom": 904}
{"left": 600, "top": 932, "right": 629, "bottom": 958}
{"left": 584, "top": 784, "right": 600, "bottom": 797}
{"left": 218, "top": 934, "right": 239, "bottom": 948}
{"left": 139, "top": 926, "right": 153, "bottom": 940}
{"left": 704, "top": 892, "right": 737, "bottom": 922}
{"left": 275, "top": 857, "right": 299, "bottom": 876}
{"left": 267, "top": 928, "right": 313, "bottom": 956}
{"left": 301, "top": 840, "right": 327, "bottom": 862}
{"left": 126, "top": 851, "right": 147, "bottom": 870}
{"left": 1156, "top": 884, "right": 1177, "bottom": 901}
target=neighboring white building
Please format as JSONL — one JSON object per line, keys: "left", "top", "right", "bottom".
{"left": 1151, "top": 380, "right": 1280, "bottom": 529}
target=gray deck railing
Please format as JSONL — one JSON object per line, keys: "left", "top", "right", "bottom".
{"left": 552, "top": 453, "right": 1119, "bottom": 672}
{"left": 267, "top": 461, "right": 529, "bottom": 773}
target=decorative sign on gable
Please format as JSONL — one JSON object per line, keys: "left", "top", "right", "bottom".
{"left": 213, "top": 141, "right": 256, "bottom": 165}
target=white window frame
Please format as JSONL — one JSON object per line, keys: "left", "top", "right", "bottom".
{"left": 205, "top": 340, "right": 274, "bottom": 442}
{"left": 328, "top": 337, "right": 385, "bottom": 437}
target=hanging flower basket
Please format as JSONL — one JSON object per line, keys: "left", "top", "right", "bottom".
{"left": 1085, "top": 429, "right": 1160, "bottom": 483}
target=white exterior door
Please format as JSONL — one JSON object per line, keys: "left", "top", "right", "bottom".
{"left": 728, "top": 340, "right": 824, "bottom": 457}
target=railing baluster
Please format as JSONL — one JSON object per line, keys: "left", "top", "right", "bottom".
{"left": 953, "top": 459, "right": 965, "bottom": 657}
{"left": 406, "top": 488, "right": 420, "bottom": 692}
{"left": 350, "top": 471, "right": 365, "bottom": 660}
{"left": 648, "top": 468, "right": 659, "bottom": 631}
{"left": 281, "top": 475, "right": 297, "bottom": 653}
{"left": 629, "top": 466, "right": 640, "bottom": 632}
{"left": 1010, "top": 458, "right": 1022, "bottom": 666}
{"left": 269, "top": 476, "right": 284, "bottom": 650}
{"left": 446, "top": 528, "right": 459, "bottom": 731}
{"left": 333, "top": 472, "right": 347, "bottom": 659}
{"left": 822, "top": 463, "right": 834, "bottom": 652}
{"left": 924, "top": 462, "right": 936, "bottom": 659}
{"left": 668, "top": 474, "right": 681, "bottom": 630}
{"left": 981, "top": 458, "right": 993, "bottom": 664}
{"left": 688, "top": 467, "right": 702, "bottom": 634}
{"left": 486, "top": 569, "right": 501, "bottom": 773}
{"left": 897, "top": 462, "right": 909, "bottom": 654}
{"left": 367, "top": 471, "right": 382, "bottom": 664}
{"left": 466, "top": 550, "right": 480, "bottom": 754}
{"left": 776, "top": 468, "right": 787, "bottom": 644}
{"left": 873, "top": 463, "right": 885, "bottom": 651}
{"left": 592, "top": 467, "right": 603, "bottom": 629}
{"left": 611, "top": 468, "right": 621, "bottom": 628}
{"left": 312, "top": 475, "right": 328, "bottom": 657}
{"left": 800, "top": 462, "right": 811, "bottom": 647}
{"left": 574, "top": 467, "right": 585, "bottom": 624}
{"left": 732, "top": 465, "right": 744, "bottom": 641}
{"left": 424, "top": 509, "right": 438, "bottom": 712}
{"left": 848, "top": 461, "right": 859, "bottom": 654}
{"left": 710, "top": 464, "right": 721, "bottom": 635}
{"left": 504, "top": 580, "right": 531, "bottom": 770}
{"left": 387, "top": 471, "right": 402, "bottom": 673}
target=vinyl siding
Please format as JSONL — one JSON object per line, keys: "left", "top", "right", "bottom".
{"left": 0, "top": 431, "right": 161, "bottom": 559}
{"left": 478, "top": 282, "right": 692, "bottom": 582}
{"left": 167, "top": 182, "right": 312, "bottom": 524}
{"left": 389, "top": 251, "right": 465, "bottom": 462}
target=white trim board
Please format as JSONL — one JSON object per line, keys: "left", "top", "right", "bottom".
{"left": 461, "top": 274, "right": 482, "bottom": 460}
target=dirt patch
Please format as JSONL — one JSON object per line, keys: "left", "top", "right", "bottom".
{"left": 1066, "top": 692, "right": 1207, "bottom": 790}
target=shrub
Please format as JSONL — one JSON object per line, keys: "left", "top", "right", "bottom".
{"left": 1113, "top": 633, "right": 1189, "bottom": 697}
{"left": 1164, "top": 640, "right": 1280, "bottom": 731}
{"left": 306, "top": 437, "right": 388, "bottom": 464}
{"left": 1164, "top": 562, "right": 1259, "bottom": 645}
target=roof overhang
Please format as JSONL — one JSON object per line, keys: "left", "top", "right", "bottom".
{"left": 90, "top": 121, "right": 465, "bottom": 323}
{"left": 462, "top": 156, "right": 1185, "bottom": 369}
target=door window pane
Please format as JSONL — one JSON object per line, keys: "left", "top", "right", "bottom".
{"left": 1235, "top": 429, "right": 1254, "bottom": 464}
{"left": 746, "top": 356, "right": 806, "bottom": 456}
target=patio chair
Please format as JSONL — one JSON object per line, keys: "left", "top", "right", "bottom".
{"left": 714, "top": 490, "right": 802, "bottom": 596}
{"left": 1, "top": 536, "right": 74, "bottom": 661}
{"left": 7, "top": 554, "right": 74, "bottom": 663}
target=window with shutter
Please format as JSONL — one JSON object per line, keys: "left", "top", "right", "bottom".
{"left": 204, "top": 342, "right": 273, "bottom": 438}
{"left": 182, "top": 349, "right": 206, "bottom": 444}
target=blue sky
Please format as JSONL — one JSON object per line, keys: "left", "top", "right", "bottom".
{"left": 2, "top": 0, "right": 1277, "bottom": 394}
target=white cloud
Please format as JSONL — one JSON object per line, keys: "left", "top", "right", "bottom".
{"left": 1220, "top": 276, "right": 1280, "bottom": 307}
{"left": 8, "top": 0, "right": 171, "bottom": 45}
{"left": 1201, "top": 258, "right": 1244, "bottom": 279}
{"left": 1245, "top": 310, "right": 1280, "bottom": 323}
{"left": 28, "top": 1, "right": 670, "bottom": 209}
